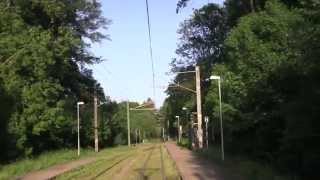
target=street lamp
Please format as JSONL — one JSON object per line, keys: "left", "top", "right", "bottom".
{"left": 77, "top": 101, "right": 85, "bottom": 156}
{"left": 182, "top": 107, "right": 193, "bottom": 147}
{"left": 175, "top": 116, "right": 181, "bottom": 143}
{"left": 204, "top": 116, "right": 209, "bottom": 149}
{"left": 210, "top": 75, "right": 224, "bottom": 161}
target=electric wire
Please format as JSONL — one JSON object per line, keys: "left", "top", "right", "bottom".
{"left": 93, "top": 64, "right": 134, "bottom": 102}
{"left": 145, "top": 0, "right": 156, "bottom": 104}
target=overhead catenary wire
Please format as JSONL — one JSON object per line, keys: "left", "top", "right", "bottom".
{"left": 99, "top": 62, "right": 112, "bottom": 75}
{"left": 145, "top": 0, "right": 156, "bottom": 104}
{"left": 93, "top": 64, "right": 137, "bottom": 102}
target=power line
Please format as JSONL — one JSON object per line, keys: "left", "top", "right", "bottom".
{"left": 99, "top": 62, "right": 112, "bottom": 75}
{"left": 93, "top": 64, "right": 135, "bottom": 102}
{"left": 145, "top": 0, "right": 156, "bottom": 103}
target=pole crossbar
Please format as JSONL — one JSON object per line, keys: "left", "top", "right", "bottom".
{"left": 132, "top": 102, "right": 154, "bottom": 110}
{"left": 130, "top": 108, "right": 156, "bottom": 111}
{"left": 175, "top": 71, "right": 196, "bottom": 74}
{"left": 168, "top": 84, "right": 196, "bottom": 93}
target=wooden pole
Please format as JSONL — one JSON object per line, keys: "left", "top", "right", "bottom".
{"left": 196, "top": 66, "right": 203, "bottom": 149}
{"left": 94, "top": 95, "right": 99, "bottom": 152}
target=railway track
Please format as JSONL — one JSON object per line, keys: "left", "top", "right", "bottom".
{"left": 139, "top": 144, "right": 166, "bottom": 180}
{"left": 56, "top": 143, "right": 179, "bottom": 180}
{"left": 90, "top": 154, "right": 133, "bottom": 180}
{"left": 91, "top": 145, "right": 155, "bottom": 180}
{"left": 159, "top": 144, "right": 166, "bottom": 180}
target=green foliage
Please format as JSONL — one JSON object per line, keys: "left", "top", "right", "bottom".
{"left": 168, "top": 0, "right": 320, "bottom": 179}
{"left": 177, "top": 138, "right": 192, "bottom": 149}
{"left": 165, "top": 3, "right": 229, "bottom": 138}
{"left": 110, "top": 101, "right": 160, "bottom": 145}
{"left": 0, "top": 78, "right": 14, "bottom": 161}
{"left": 0, "top": 148, "right": 95, "bottom": 179}
{"left": 0, "top": 0, "right": 109, "bottom": 159}
{"left": 223, "top": 2, "right": 320, "bottom": 178}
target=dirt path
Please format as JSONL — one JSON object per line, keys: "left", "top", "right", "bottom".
{"left": 165, "top": 142, "right": 231, "bottom": 180}
{"left": 19, "top": 157, "right": 97, "bottom": 180}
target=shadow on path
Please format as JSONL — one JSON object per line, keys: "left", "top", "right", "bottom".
{"left": 165, "top": 141, "right": 242, "bottom": 180}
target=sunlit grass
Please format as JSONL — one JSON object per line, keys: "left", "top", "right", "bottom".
{"left": 0, "top": 148, "right": 95, "bottom": 180}
{"left": 0, "top": 143, "right": 180, "bottom": 180}
{"left": 57, "top": 143, "right": 180, "bottom": 180}
{"left": 57, "top": 145, "right": 135, "bottom": 180}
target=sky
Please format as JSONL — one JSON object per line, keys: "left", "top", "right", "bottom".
{"left": 91, "top": 0, "right": 224, "bottom": 107}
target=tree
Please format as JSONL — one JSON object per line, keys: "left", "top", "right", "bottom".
{"left": 0, "top": 78, "right": 14, "bottom": 161}
{"left": 0, "top": 0, "right": 109, "bottom": 157}
{"left": 221, "top": 0, "right": 319, "bottom": 178}
{"left": 171, "top": 0, "right": 319, "bottom": 179}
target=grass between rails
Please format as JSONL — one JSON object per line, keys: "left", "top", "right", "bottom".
{"left": 56, "top": 145, "right": 137, "bottom": 180}
{"left": 0, "top": 148, "right": 95, "bottom": 179}
{"left": 57, "top": 143, "right": 180, "bottom": 180}
{"left": 160, "top": 144, "right": 180, "bottom": 180}
{"left": 0, "top": 143, "right": 179, "bottom": 180}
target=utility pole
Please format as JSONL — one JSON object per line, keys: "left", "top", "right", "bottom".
{"left": 172, "top": 66, "right": 203, "bottom": 149}
{"left": 94, "top": 92, "right": 99, "bottom": 152}
{"left": 127, "top": 101, "right": 131, "bottom": 147}
{"left": 196, "top": 66, "right": 203, "bottom": 149}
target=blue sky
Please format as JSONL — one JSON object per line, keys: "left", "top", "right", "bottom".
{"left": 90, "top": 0, "right": 224, "bottom": 107}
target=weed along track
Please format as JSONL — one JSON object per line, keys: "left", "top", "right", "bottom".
{"left": 139, "top": 145, "right": 157, "bottom": 180}
{"left": 159, "top": 145, "right": 166, "bottom": 180}
{"left": 89, "top": 154, "right": 133, "bottom": 180}
{"left": 138, "top": 144, "right": 167, "bottom": 180}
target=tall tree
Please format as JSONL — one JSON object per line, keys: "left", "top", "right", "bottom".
{"left": 0, "top": 0, "right": 109, "bottom": 157}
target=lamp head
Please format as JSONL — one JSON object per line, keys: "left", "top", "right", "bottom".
{"left": 204, "top": 116, "right": 209, "bottom": 123}
{"left": 77, "top": 102, "right": 85, "bottom": 105}
{"left": 210, "top": 75, "right": 220, "bottom": 80}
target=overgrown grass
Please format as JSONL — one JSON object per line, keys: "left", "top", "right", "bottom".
{"left": 0, "top": 148, "right": 95, "bottom": 179}
{"left": 58, "top": 143, "right": 180, "bottom": 180}
{"left": 57, "top": 145, "right": 135, "bottom": 179}
{"left": 197, "top": 146, "right": 290, "bottom": 180}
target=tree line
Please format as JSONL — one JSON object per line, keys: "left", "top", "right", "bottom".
{"left": 0, "top": 0, "right": 159, "bottom": 163}
{"left": 162, "top": 0, "right": 319, "bottom": 179}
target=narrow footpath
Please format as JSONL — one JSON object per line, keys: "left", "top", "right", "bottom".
{"left": 19, "top": 157, "right": 97, "bottom": 180}
{"left": 165, "top": 142, "right": 235, "bottom": 180}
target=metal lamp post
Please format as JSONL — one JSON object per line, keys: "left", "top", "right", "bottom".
{"left": 182, "top": 107, "right": 192, "bottom": 146}
{"left": 204, "top": 116, "right": 209, "bottom": 149}
{"left": 175, "top": 116, "right": 180, "bottom": 143}
{"left": 210, "top": 75, "right": 224, "bottom": 161}
{"left": 77, "top": 101, "right": 85, "bottom": 156}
